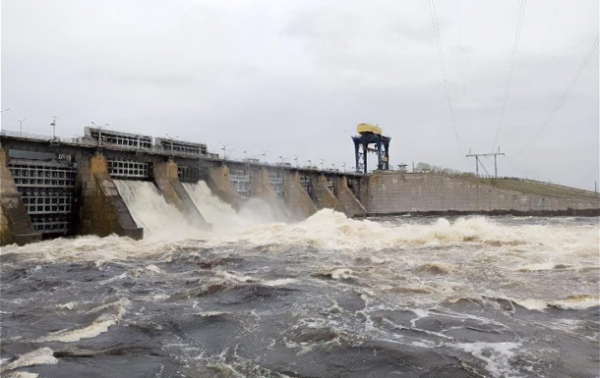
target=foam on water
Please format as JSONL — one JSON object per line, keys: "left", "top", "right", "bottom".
{"left": 37, "top": 299, "right": 129, "bottom": 343}
{"left": 453, "top": 342, "right": 522, "bottom": 378}
{"left": 1, "top": 347, "right": 58, "bottom": 372}
{"left": 5, "top": 372, "right": 40, "bottom": 378}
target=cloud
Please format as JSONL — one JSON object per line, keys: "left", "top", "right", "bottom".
{"left": 1, "top": 0, "right": 598, "bottom": 189}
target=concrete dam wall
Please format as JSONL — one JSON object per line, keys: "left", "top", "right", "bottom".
{"left": 364, "top": 171, "right": 600, "bottom": 215}
{"left": 0, "top": 148, "right": 366, "bottom": 245}
{"left": 1, "top": 129, "right": 599, "bottom": 246}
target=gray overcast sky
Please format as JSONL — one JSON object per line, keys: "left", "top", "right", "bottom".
{"left": 2, "top": 0, "right": 598, "bottom": 190}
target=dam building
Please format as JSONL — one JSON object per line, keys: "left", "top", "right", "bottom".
{"left": 1, "top": 125, "right": 598, "bottom": 246}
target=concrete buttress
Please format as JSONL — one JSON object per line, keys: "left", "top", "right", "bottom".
{"left": 206, "top": 165, "right": 243, "bottom": 209}
{"left": 0, "top": 149, "right": 41, "bottom": 245}
{"left": 282, "top": 171, "right": 318, "bottom": 219}
{"left": 250, "top": 168, "right": 290, "bottom": 221}
{"left": 333, "top": 176, "right": 367, "bottom": 217}
{"left": 311, "top": 175, "right": 345, "bottom": 213}
{"left": 153, "top": 160, "right": 209, "bottom": 228}
{"left": 78, "top": 154, "right": 143, "bottom": 239}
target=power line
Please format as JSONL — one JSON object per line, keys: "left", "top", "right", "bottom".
{"left": 514, "top": 34, "right": 599, "bottom": 155}
{"left": 466, "top": 149, "right": 505, "bottom": 177}
{"left": 428, "top": 0, "right": 463, "bottom": 155}
{"left": 492, "top": 0, "right": 528, "bottom": 150}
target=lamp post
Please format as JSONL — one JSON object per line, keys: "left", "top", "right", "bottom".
{"left": 91, "top": 121, "right": 109, "bottom": 146}
{"left": 220, "top": 143, "right": 229, "bottom": 160}
{"left": 18, "top": 118, "right": 27, "bottom": 134}
{"left": 50, "top": 117, "right": 57, "bottom": 141}
{"left": 165, "top": 134, "right": 178, "bottom": 152}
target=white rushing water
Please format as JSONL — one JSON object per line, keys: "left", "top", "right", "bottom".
{"left": 181, "top": 181, "right": 245, "bottom": 229}
{"left": 113, "top": 180, "right": 206, "bottom": 241}
{"left": 183, "top": 181, "right": 285, "bottom": 231}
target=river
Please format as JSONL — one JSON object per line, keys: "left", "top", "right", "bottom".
{"left": 1, "top": 181, "right": 598, "bottom": 377}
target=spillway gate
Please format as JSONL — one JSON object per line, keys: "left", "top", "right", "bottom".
{"left": 8, "top": 159, "right": 77, "bottom": 236}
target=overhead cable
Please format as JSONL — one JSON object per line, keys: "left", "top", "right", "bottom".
{"left": 514, "top": 34, "right": 599, "bottom": 155}
{"left": 428, "top": 0, "right": 463, "bottom": 155}
{"left": 492, "top": 0, "right": 528, "bottom": 150}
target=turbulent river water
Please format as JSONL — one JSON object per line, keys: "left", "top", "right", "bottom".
{"left": 1, "top": 181, "right": 598, "bottom": 378}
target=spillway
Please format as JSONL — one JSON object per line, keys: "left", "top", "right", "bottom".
{"left": 113, "top": 180, "right": 204, "bottom": 240}
{"left": 183, "top": 180, "right": 283, "bottom": 230}
{"left": 182, "top": 181, "right": 240, "bottom": 227}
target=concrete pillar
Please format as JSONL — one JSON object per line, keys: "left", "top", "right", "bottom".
{"left": 153, "top": 160, "right": 209, "bottom": 228}
{"left": 310, "top": 174, "right": 345, "bottom": 213}
{"left": 333, "top": 176, "right": 367, "bottom": 217}
{"left": 250, "top": 168, "right": 290, "bottom": 221}
{"left": 0, "top": 149, "right": 41, "bottom": 245}
{"left": 206, "top": 165, "right": 243, "bottom": 209}
{"left": 78, "top": 154, "right": 143, "bottom": 240}
{"left": 282, "top": 171, "right": 318, "bottom": 219}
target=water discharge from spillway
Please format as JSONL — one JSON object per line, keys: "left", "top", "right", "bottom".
{"left": 113, "top": 180, "right": 204, "bottom": 240}
{"left": 1, "top": 180, "right": 598, "bottom": 377}
{"left": 113, "top": 180, "right": 282, "bottom": 240}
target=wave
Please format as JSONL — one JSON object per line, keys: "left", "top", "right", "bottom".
{"left": 37, "top": 298, "right": 129, "bottom": 343}
{"left": 446, "top": 295, "right": 600, "bottom": 312}
{"left": 0, "top": 347, "right": 57, "bottom": 373}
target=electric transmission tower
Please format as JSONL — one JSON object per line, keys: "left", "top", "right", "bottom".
{"left": 466, "top": 148, "right": 505, "bottom": 178}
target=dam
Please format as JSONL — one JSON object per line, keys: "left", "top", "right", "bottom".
{"left": 0, "top": 126, "right": 598, "bottom": 246}
{"left": 1, "top": 127, "right": 599, "bottom": 378}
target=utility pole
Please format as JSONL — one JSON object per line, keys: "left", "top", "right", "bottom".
{"left": 91, "top": 121, "right": 109, "bottom": 146}
{"left": 220, "top": 143, "right": 229, "bottom": 160}
{"left": 466, "top": 148, "right": 505, "bottom": 178}
{"left": 18, "top": 118, "right": 27, "bottom": 134}
{"left": 50, "top": 117, "right": 57, "bottom": 141}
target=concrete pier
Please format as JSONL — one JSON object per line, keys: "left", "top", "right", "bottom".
{"left": 311, "top": 175, "right": 345, "bottom": 213}
{"left": 250, "top": 168, "right": 289, "bottom": 221}
{"left": 78, "top": 154, "right": 143, "bottom": 240}
{"left": 0, "top": 149, "right": 41, "bottom": 245}
{"left": 206, "top": 165, "right": 243, "bottom": 209}
{"left": 333, "top": 176, "right": 367, "bottom": 217}
{"left": 282, "top": 172, "right": 318, "bottom": 219}
{"left": 153, "top": 160, "right": 208, "bottom": 227}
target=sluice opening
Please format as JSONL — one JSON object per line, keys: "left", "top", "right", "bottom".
{"left": 8, "top": 158, "right": 77, "bottom": 237}
{"left": 299, "top": 174, "right": 316, "bottom": 202}
{"left": 230, "top": 168, "right": 251, "bottom": 200}
{"left": 178, "top": 165, "right": 202, "bottom": 183}
{"left": 269, "top": 170, "right": 284, "bottom": 197}
{"left": 107, "top": 159, "right": 150, "bottom": 180}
